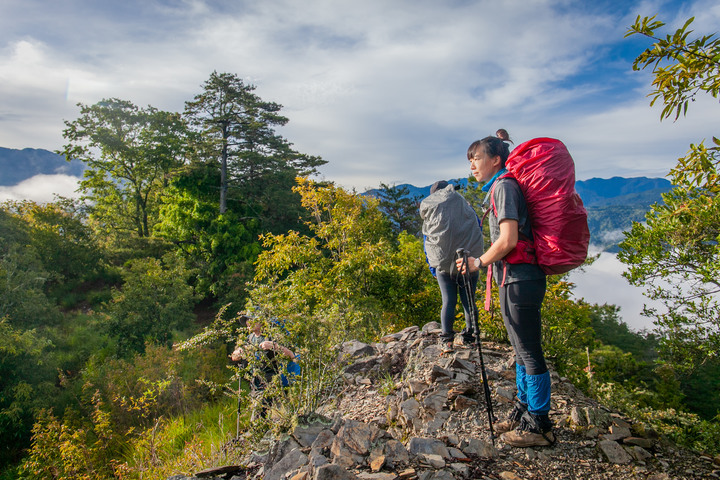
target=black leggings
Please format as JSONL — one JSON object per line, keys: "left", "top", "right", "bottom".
{"left": 498, "top": 277, "right": 547, "bottom": 376}
{"left": 437, "top": 270, "right": 479, "bottom": 342}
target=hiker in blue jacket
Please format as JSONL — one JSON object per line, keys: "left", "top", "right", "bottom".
{"left": 457, "top": 135, "right": 554, "bottom": 448}
{"left": 230, "top": 315, "right": 298, "bottom": 419}
{"left": 420, "top": 180, "right": 484, "bottom": 354}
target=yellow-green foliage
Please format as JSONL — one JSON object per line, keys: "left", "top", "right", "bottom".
{"left": 112, "top": 397, "right": 245, "bottom": 480}
{"left": 18, "top": 343, "right": 231, "bottom": 479}
{"left": 19, "top": 394, "right": 117, "bottom": 480}
{"left": 252, "top": 178, "right": 440, "bottom": 342}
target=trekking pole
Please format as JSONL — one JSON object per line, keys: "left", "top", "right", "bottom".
{"left": 236, "top": 375, "right": 241, "bottom": 438}
{"left": 456, "top": 248, "right": 496, "bottom": 445}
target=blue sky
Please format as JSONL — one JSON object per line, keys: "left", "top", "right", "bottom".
{"left": 0, "top": 0, "right": 718, "bottom": 195}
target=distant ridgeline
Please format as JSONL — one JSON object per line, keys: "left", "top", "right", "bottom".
{"left": 0, "top": 147, "right": 84, "bottom": 186}
{"left": 365, "top": 176, "right": 673, "bottom": 253}
{"left": 2, "top": 147, "right": 672, "bottom": 252}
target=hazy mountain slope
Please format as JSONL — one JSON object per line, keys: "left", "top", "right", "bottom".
{"left": 0, "top": 147, "right": 84, "bottom": 186}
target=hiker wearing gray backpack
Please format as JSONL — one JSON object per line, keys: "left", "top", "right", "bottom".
{"left": 457, "top": 135, "right": 555, "bottom": 448}
{"left": 420, "top": 180, "right": 484, "bottom": 354}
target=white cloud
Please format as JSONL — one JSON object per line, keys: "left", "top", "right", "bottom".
{"left": 568, "top": 252, "right": 661, "bottom": 332}
{"left": 0, "top": 0, "right": 714, "bottom": 190}
{"left": 0, "top": 174, "right": 81, "bottom": 203}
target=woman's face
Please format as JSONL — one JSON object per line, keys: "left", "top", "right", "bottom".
{"left": 469, "top": 149, "right": 501, "bottom": 183}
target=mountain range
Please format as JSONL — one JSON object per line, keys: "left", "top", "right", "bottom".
{"left": 1, "top": 147, "right": 672, "bottom": 251}
{"left": 365, "top": 176, "right": 672, "bottom": 252}
{"left": 365, "top": 176, "right": 671, "bottom": 209}
{"left": 0, "top": 147, "right": 84, "bottom": 186}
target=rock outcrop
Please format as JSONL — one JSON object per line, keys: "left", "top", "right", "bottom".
{"left": 171, "top": 322, "right": 720, "bottom": 480}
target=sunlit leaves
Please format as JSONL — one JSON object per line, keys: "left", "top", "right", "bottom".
{"left": 626, "top": 16, "right": 720, "bottom": 121}
{"left": 60, "top": 99, "right": 189, "bottom": 239}
{"left": 621, "top": 17, "right": 720, "bottom": 371}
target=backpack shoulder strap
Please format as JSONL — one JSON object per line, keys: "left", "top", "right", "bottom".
{"left": 487, "top": 172, "right": 515, "bottom": 217}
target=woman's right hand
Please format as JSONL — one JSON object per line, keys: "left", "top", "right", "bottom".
{"left": 456, "top": 256, "right": 479, "bottom": 274}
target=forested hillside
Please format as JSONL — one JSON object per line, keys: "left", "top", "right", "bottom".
{"left": 2, "top": 16, "right": 720, "bottom": 476}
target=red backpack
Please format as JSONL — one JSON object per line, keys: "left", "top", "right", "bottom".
{"left": 490, "top": 137, "right": 590, "bottom": 275}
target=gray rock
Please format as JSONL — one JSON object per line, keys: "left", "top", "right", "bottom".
{"left": 611, "top": 415, "right": 631, "bottom": 428}
{"left": 346, "top": 356, "right": 381, "bottom": 374}
{"left": 400, "top": 398, "right": 421, "bottom": 423}
{"left": 380, "top": 333, "right": 403, "bottom": 342}
{"left": 450, "top": 462, "right": 470, "bottom": 476}
{"left": 597, "top": 440, "right": 633, "bottom": 464}
{"left": 629, "top": 445, "right": 653, "bottom": 462}
{"left": 315, "top": 464, "right": 360, "bottom": 480}
{"left": 428, "top": 470, "right": 455, "bottom": 480}
{"left": 383, "top": 439, "right": 410, "bottom": 468}
{"left": 453, "top": 395, "right": 478, "bottom": 411}
{"left": 495, "top": 386, "right": 515, "bottom": 403}
{"left": 586, "top": 407, "right": 612, "bottom": 428}
{"left": 422, "top": 321, "right": 441, "bottom": 334}
{"left": 340, "top": 341, "right": 376, "bottom": 360}
{"left": 311, "top": 429, "right": 337, "bottom": 453}
{"left": 600, "top": 432, "right": 627, "bottom": 442}
{"left": 331, "top": 418, "right": 383, "bottom": 462}
{"left": 294, "top": 422, "right": 332, "bottom": 447}
{"left": 194, "top": 465, "right": 242, "bottom": 478}
{"left": 623, "top": 436, "right": 654, "bottom": 449}
{"left": 265, "top": 436, "right": 302, "bottom": 471}
{"left": 423, "top": 411, "right": 450, "bottom": 436}
{"left": 407, "top": 379, "right": 429, "bottom": 395}
{"left": 449, "top": 357, "right": 475, "bottom": 374}
{"left": 447, "top": 447, "right": 468, "bottom": 460}
{"left": 459, "top": 437, "right": 497, "bottom": 459}
{"left": 309, "top": 452, "right": 329, "bottom": 468}
{"left": 609, "top": 425, "right": 631, "bottom": 439}
{"left": 264, "top": 448, "right": 309, "bottom": 480}
{"left": 421, "top": 453, "right": 446, "bottom": 469}
{"left": 330, "top": 414, "right": 345, "bottom": 433}
{"left": 570, "top": 406, "right": 588, "bottom": 426}
{"left": 452, "top": 372, "right": 470, "bottom": 383}
{"left": 430, "top": 365, "right": 453, "bottom": 382}
{"left": 407, "top": 437, "right": 450, "bottom": 459}
{"left": 357, "top": 473, "right": 397, "bottom": 480}
{"left": 422, "top": 389, "right": 448, "bottom": 413}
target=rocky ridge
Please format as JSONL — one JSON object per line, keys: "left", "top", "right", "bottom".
{"left": 172, "top": 322, "right": 720, "bottom": 480}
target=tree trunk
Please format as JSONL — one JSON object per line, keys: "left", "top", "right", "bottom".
{"left": 220, "top": 129, "right": 229, "bottom": 214}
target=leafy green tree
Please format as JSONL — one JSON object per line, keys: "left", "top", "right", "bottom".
{"left": 590, "top": 304, "right": 659, "bottom": 361}
{"left": 374, "top": 183, "right": 423, "bottom": 236}
{"left": 0, "top": 318, "right": 53, "bottom": 468}
{"left": 3, "top": 199, "right": 105, "bottom": 305}
{"left": 184, "top": 72, "right": 325, "bottom": 230}
{"left": 620, "top": 16, "right": 720, "bottom": 371}
{"left": 60, "top": 98, "right": 189, "bottom": 240}
{"left": 252, "top": 178, "right": 439, "bottom": 343}
{"left": 0, "top": 210, "right": 60, "bottom": 329}
{"left": 105, "top": 255, "right": 197, "bottom": 356}
{"left": 155, "top": 162, "right": 261, "bottom": 302}
{"left": 626, "top": 16, "right": 720, "bottom": 121}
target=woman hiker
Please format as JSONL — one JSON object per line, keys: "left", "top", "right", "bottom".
{"left": 456, "top": 135, "right": 555, "bottom": 448}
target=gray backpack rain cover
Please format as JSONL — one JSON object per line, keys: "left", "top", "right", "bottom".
{"left": 420, "top": 185, "right": 484, "bottom": 274}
